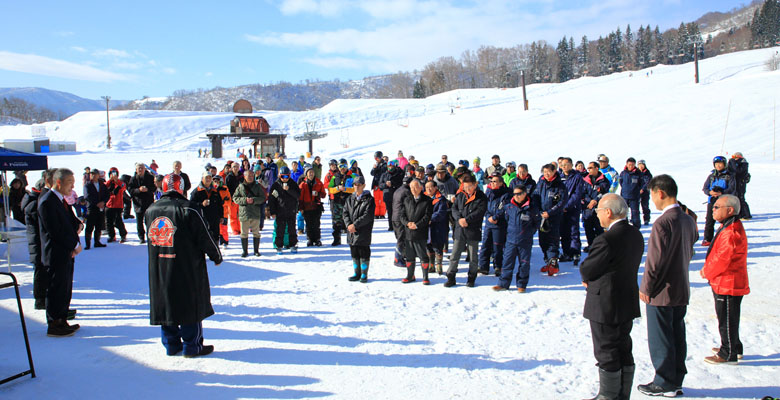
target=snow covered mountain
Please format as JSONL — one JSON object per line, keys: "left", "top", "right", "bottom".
{"left": 0, "top": 87, "right": 127, "bottom": 119}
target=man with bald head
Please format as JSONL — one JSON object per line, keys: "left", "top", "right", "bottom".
{"left": 580, "top": 194, "right": 644, "bottom": 400}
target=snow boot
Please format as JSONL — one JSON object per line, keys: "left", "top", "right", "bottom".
{"left": 402, "top": 262, "right": 416, "bottom": 283}
{"left": 241, "top": 238, "right": 249, "bottom": 258}
{"left": 573, "top": 254, "right": 580, "bottom": 267}
{"left": 348, "top": 258, "right": 361, "bottom": 282}
{"left": 307, "top": 240, "right": 313, "bottom": 247}
{"left": 331, "top": 231, "right": 341, "bottom": 246}
{"left": 426, "top": 253, "right": 436, "bottom": 272}
{"left": 548, "top": 258, "right": 559, "bottom": 276}
{"left": 443, "top": 273, "right": 456, "bottom": 287}
{"left": 435, "top": 254, "right": 443, "bottom": 275}
{"left": 422, "top": 263, "right": 430, "bottom": 285}
{"left": 466, "top": 273, "right": 476, "bottom": 288}
{"left": 584, "top": 368, "right": 621, "bottom": 400}
{"left": 253, "top": 237, "right": 261, "bottom": 256}
{"left": 494, "top": 268, "right": 502, "bottom": 277}
{"left": 360, "top": 260, "right": 369, "bottom": 283}
{"left": 618, "top": 365, "right": 634, "bottom": 400}
{"left": 291, "top": 246, "right": 298, "bottom": 254}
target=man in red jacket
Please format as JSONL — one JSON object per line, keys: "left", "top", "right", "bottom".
{"left": 700, "top": 194, "right": 749, "bottom": 365}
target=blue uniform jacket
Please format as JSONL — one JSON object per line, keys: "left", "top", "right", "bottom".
{"left": 502, "top": 197, "right": 541, "bottom": 245}
{"left": 509, "top": 175, "right": 537, "bottom": 197}
{"left": 533, "top": 173, "right": 568, "bottom": 217}
{"left": 560, "top": 171, "right": 584, "bottom": 212}
{"left": 619, "top": 167, "right": 642, "bottom": 200}
{"left": 484, "top": 185, "right": 511, "bottom": 228}
{"left": 582, "top": 173, "right": 611, "bottom": 219}
{"left": 428, "top": 192, "right": 449, "bottom": 245}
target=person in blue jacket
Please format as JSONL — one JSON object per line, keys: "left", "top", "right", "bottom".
{"left": 598, "top": 155, "right": 619, "bottom": 193}
{"left": 701, "top": 155, "right": 736, "bottom": 245}
{"left": 618, "top": 157, "right": 643, "bottom": 227}
{"left": 534, "top": 163, "right": 568, "bottom": 276}
{"left": 637, "top": 160, "right": 653, "bottom": 225}
{"left": 478, "top": 172, "right": 511, "bottom": 276}
{"left": 425, "top": 180, "right": 449, "bottom": 275}
{"left": 509, "top": 163, "right": 537, "bottom": 196}
{"left": 581, "top": 162, "right": 612, "bottom": 252}
{"left": 558, "top": 157, "right": 585, "bottom": 265}
{"left": 494, "top": 184, "right": 541, "bottom": 292}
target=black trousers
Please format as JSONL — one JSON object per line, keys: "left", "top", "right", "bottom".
{"left": 106, "top": 208, "right": 127, "bottom": 239}
{"left": 640, "top": 191, "right": 651, "bottom": 223}
{"left": 626, "top": 198, "right": 641, "bottom": 227}
{"left": 45, "top": 259, "right": 74, "bottom": 323}
{"left": 33, "top": 261, "right": 48, "bottom": 302}
{"left": 405, "top": 239, "right": 430, "bottom": 264}
{"left": 85, "top": 210, "right": 105, "bottom": 244}
{"left": 590, "top": 319, "right": 635, "bottom": 372}
{"left": 350, "top": 245, "right": 371, "bottom": 260}
{"left": 713, "top": 290, "right": 743, "bottom": 361}
{"left": 582, "top": 212, "right": 604, "bottom": 247}
{"left": 392, "top": 220, "right": 406, "bottom": 264}
{"left": 646, "top": 305, "right": 687, "bottom": 389}
{"left": 383, "top": 191, "right": 394, "bottom": 229}
{"left": 274, "top": 216, "right": 298, "bottom": 248}
{"left": 136, "top": 207, "right": 147, "bottom": 240}
{"left": 123, "top": 196, "right": 133, "bottom": 218}
{"left": 303, "top": 209, "right": 322, "bottom": 242}
{"left": 736, "top": 188, "right": 751, "bottom": 219}
{"left": 704, "top": 200, "right": 716, "bottom": 242}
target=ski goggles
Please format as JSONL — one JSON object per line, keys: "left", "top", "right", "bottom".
{"left": 280, "top": 174, "right": 290, "bottom": 179}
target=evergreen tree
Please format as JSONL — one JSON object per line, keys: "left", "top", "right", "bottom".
{"left": 412, "top": 80, "right": 426, "bottom": 98}
{"left": 752, "top": 0, "right": 780, "bottom": 47}
{"left": 579, "top": 35, "right": 590, "bottom": 75}
{"left": 557, "top": 36, "right": 573, "bottom": 82}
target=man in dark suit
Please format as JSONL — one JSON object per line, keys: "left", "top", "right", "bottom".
{"left": 38, "top": 168, "right": 83, "bottom": 337}
{"left": 638, "top": 175, "right": 697, "bottom": 398}
{"left": 84, "top": 168, "right": 109, "bottom": 249}
{"left": 580, "top": 194, "right": 644, "bottom": 400}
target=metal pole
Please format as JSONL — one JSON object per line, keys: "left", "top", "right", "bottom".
{"left": 101, "top": 96, "right": 111, "bottom": 149}
{"left": 521, "top": 71, "right": 528, "bottom": 111}
{"left": 694, "top": 43, "right": 700, "bottom": 84}
{"left": 774, "top": 98, "right": 776, "bottom": 161}
{"left": 721, "top": 99, "right": 732, "bottom": 155}
{"left": 309, "top": 139, "right": 313, "bottom": 155}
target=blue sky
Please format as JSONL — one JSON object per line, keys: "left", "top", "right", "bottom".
{"left": 0, "top": 0, "right": 747, "bottom": 100}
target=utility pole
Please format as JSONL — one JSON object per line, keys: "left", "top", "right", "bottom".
{"left": 101, "top": 96, "right": 111, "bottom": 149}
{"left": 694, "top": 43, "right": 700, "bottom": 84}
{"left": 521, "top": 70, "right": 528, "bottom": 111}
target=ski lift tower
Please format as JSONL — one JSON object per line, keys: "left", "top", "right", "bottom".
{"left": 293, "top": 120, "right": 328, "bottom": 155}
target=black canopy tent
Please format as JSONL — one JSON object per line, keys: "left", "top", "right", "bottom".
{"left": 0, "top": 146, "right": 48, "bottom": 228}
{"left": 0, "top": 146, "right": 44, "bottom": 384}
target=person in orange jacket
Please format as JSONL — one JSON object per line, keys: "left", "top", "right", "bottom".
{"left": 299, "top": 166, "right": 326, "bottom": 246}
{"left": 213, "top": 175, "right": 232, "bottom": 247}
{"left": 700, "top": 194, "right": 749, "bottom": 365}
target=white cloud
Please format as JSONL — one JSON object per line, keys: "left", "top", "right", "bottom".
{"left": 252, "top": 0, "right": 654, "bottom": 72}
{"left": 93, "top": 48, "right": 132, "bottom": 58}
{"left": 205, "top": 71, "right": 213, "bottom": 77}
{"left": 71, "top": 46, "right": 87, "bottom": 53}
{"left": 162, "top": 67, "right": 177, "bottom": 74}
{"left": 0, "top": 51, "right": 131, "bottom": 82}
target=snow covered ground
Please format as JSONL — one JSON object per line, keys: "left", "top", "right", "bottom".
{"left": 1, "top": 48, "right": 779, "bottom": 399}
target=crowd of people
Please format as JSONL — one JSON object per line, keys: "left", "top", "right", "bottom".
{"left": 7, "top": 149, "right": 753, "bottom": 394}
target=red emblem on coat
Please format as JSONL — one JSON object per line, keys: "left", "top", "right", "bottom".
{"left": 149, "top": 216, "right": 176, "bottom": 247}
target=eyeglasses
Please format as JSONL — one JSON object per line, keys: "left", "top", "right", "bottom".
{"left": 712, "top": 205, "right": 729, "bottom": 210}
{"left": 490, "top": 179, "right": 502, "bottom": 183}
{"left": 513, "top": 192, "right": 525, "bottom": 196}
{"left": 594, "top": 208, "right": 605, "bottom": 213}
{"left": 587, "top": 167, "right": 596, "bottom": 170}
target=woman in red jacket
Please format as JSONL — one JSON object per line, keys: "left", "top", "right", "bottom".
{"left": 106, "top": 167, "right": 128, "bottom": 243}
{"left": 700, "top": 194, "right": 749, "bottom": 365}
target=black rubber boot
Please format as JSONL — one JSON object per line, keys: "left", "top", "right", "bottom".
{"left": 585, "top": 368, "right": 621, "bottom": 400}
{"left": 618, "top": 365, "right": 635, "bottom": 400}
{"left": 443, "top": 273, "right": 456, "bottom": 287}
{"left": 348, "top": 258, "right": 361, "bottom": 282}
{"left": 331, "top": 231, "right": 341, "bottom": 246}
{"left": 241, "top": 238, "right": 249, "bottom": 258}
{"left": 360, "top": 260, "right": 369, "bottom": 283}
{"left": 253, "top": 237, "right": 261, "bottom": 256}
{"left": 402, "top": 263, "right": 415, "bottom": 283}
{"left": 422, "top": 264, "right": 430, "bottom": 285}
{"left": 466, "top": 273, "right": 476, "bottom": 287}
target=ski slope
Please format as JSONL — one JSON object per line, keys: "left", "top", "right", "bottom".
{"left": 1, "top": 47, "right": 779, "bottom": 399}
